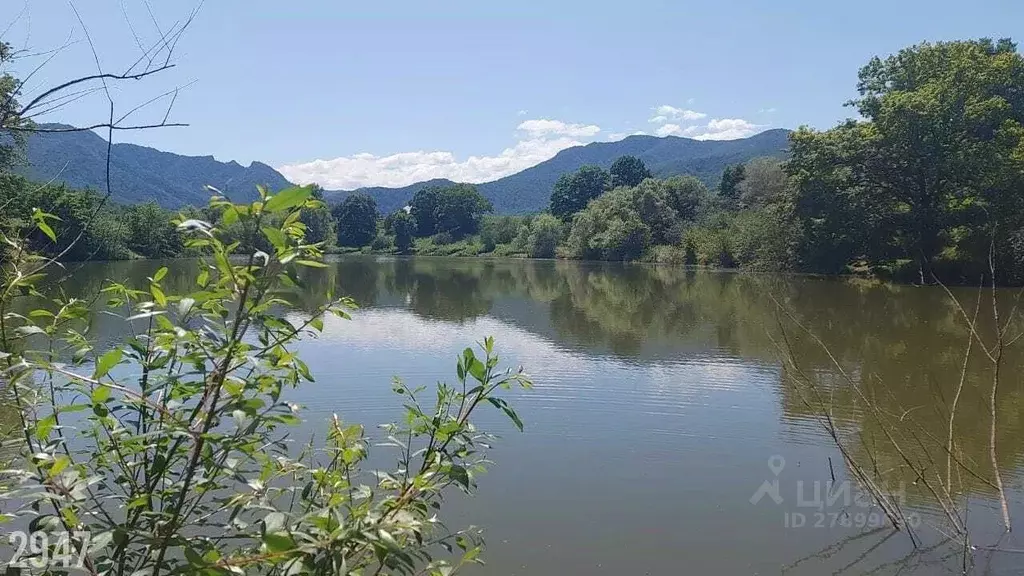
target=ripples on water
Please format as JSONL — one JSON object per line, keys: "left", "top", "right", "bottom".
{"left": 27, "top": 257, "right": 1024, "bottom": 574}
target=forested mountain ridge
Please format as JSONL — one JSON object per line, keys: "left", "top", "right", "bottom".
{"left": 20, "top": 124, "right": 789, "bottom": 212}
{"left": 18, "top": 124, "right": 291, "bottom": 207}
{"left": 332, "top": 129, "right": 792, "bottom": 213}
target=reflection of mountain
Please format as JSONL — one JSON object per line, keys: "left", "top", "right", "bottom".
{"left": 35, "top": 257, "right": 1024, "bottom": 506}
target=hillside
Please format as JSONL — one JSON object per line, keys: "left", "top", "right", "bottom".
{"left": 20, "top": 125, "right": 790, "bottom": 213}
{"left": 19, "top": 124, "right": 291, "bottom": 207}
{"left": 333, "top": 129, "right": 791, "bottom": 214}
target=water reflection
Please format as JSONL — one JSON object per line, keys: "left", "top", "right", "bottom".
{"left": 20, "top": 256, "right": 1024, "bottom": 574}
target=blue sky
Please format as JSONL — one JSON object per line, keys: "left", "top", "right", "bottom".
{"left": 5, "top": 0, "right": 1021, "bottom": 189}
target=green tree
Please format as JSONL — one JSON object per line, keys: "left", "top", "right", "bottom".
{"left": 609, "top": 155, "right": 652, "bottom": 188}
{"left": 0, "top": 187, "right": 531, "bottom": 575}
{"left": 435, "top": 184, "right": 493, "bottom": 238}
{"left": 299, "top": 184, "right": 336, "bottom": 246}
{"left": 549, "top": 165, "right": 609, "bottom": 220}
{"left": 409, "top": 187, "right": 442, "bottom": 237}
{"left": 565, "top": 187, "right": 650, "bottom": 261}
{"left": 123, "top": 202, "right": 184, "bottom": 258}
{"left": 480, "top": 215, "right": 526, "bottom": 252}
{"left": 662, "top": 175, "right": 710, "bottom": 222}
{"left": 719, "top": 163, "right": 746, "bottom": 205}
{"left": 332, "top": 192, "right": 378, "bottom": 247}
{"left": 630, "top": 180, "right": 679, "bottom": 245}
{"left": 409, "top": 184, "right": 492, "bottom": 238}
{"left": 526, "top": 213, "right": 562, "bottom": 258}
{"left": 389, "top": 209, "right": 416, "bottom": 253}
{"left": 0, "top": 41, "right": 28, "bottom": 172}
{"left": 790, "top": 38, "right": 1024, "bottom": 280}
{"left": 737, "top": 157, "right": 791, "bottom": 209}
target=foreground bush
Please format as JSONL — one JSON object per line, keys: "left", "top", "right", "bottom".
{"left": 0, "top": 186, "right": 530, "bottom": 575}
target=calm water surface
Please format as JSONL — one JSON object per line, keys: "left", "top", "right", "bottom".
{"left": 39, "top": 257, "right": 1024, "bottom": 574}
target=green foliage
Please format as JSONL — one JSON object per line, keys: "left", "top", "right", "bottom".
{"left": 410, "top": 184, "right": 492, "bottom": 239}
{"left": 565, "top": 188, "right": 650, "bottom": 261}
{"left": 790, "top": 38, "right": 1024, "bottom": 282}
{"left": 298, "top": 184, "right": 337, "bottom": 247}
{"left": 549, "top": 165, "right": 609, "bottom": 220}
{"left": 0, "top": 189, "right": 530, "bottom": 575}
{"left": 609, "top": 155, "right": 652, "bottom": 188}
{"left": 122, "top": 202, "right": 186, "bottom": 258}
{"left": 718, "top": 163, "right": 745, "bottom": 206}
{"left": 332, "top": 192, "right": 379, "bottom": 247}
{"left": 480, "top": 215, "right": 526, "bottom": 252}
{"left": 388, "top": 210, "right": 417, "bottom": 253}
{"left": 524, "top": 214, "right": 562, "bottom": 258}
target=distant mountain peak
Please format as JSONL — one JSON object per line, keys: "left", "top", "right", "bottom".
{"left": 19, "top": 127, "right": 293, "bottom": 208}
{"left": 21, "top": 125, "right": 790, "bottom": 213}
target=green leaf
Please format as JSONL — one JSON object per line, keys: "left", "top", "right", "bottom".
{"left": 150, "top": 284, "right": 167, "bottom": 307}
{"left": 92, "top": 386, "right": 112, "bottom": 404}
{"left": 35, "top": 414, "right": 57, "bottom": 440}
{"left": 153, "top": 267, "right": 168, "bottom": 282}
{"left": 93, "top": 348, "right": 122, "bottom": 379}
{"left": 263, "top": 532, "right": 295, "bottom": 554}
{"left": 264, "top": 185, "right": 312, "bottom": 213}
{"left": 263, "top": 227, "right": 287, "bottom": 250}
{"left": 295, "top": 259, "right": 326, "bottom": 268}
{"left": 37, "top": 220, "right": 57, "bottom": 242}
{"left": 222, "top": 206, "right": 239, "bottom": 226}
{"left": 197, "top": 269, "right": 210, "bottom": 287}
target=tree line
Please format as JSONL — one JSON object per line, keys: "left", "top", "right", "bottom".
{"left": 5, "top": 37, "right": 1024, "bottom": 284}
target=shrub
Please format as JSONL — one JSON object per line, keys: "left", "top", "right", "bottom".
{"left": 0, "top": 187, "right": 531, "bottom": 575}
{"left": 526, "top": 214, "right": 562, "bottom": 258}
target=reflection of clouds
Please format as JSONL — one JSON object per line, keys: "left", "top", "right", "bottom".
{"left": 291, "top": 308, "right": 595, "bottom": 385}
{"left": 291, "top": 308, "right": 777, "bottom": 405}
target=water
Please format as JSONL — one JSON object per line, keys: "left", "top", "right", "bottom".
{"left": 21, "top": 257, "right": 1024, "bottom": 574}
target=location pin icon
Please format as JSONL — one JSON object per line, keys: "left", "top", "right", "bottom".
{"left": 768, "top": 455, "right": 786, "bottom": 476}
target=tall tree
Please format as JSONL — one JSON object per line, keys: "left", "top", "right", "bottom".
{"left": 409, "top": 184, "right": 492, "bottom": 238}
{"left": 791, "top": 38, "right": 1024, "bottom": 279}
{"left": 718, "top": 164, "right": 746, "bottom": 205}
{"left": 300, "top": 184, "right": 337, "bottom": 246}
{"left": 549, "top": 165, "right": 610, "bottom": 220}
{"left": 389, "top": 210, "right": 416, "bottom": 253}
{"left": 332, "top": 192, "right": 378, "bottom": 247}
{"left": 609, "top": 155, "right": 652, "bottom": 188}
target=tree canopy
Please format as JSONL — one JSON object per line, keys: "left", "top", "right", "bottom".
{"left": 610, "top": 155, "right": 652, "bottom": 188}
{"left": 332, "top": 192, "right": 379, "bottom": 247}
{"left": 549, "top": 165, "right": 609, "bottom": 220}
{"left": 410, "top": 184, "right": 492, "bottom": 238}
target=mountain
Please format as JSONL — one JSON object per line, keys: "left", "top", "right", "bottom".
{"left": 19, "top": 124, "right": 790, "bottom": 214}
{"left": 18, "top": 124, "right": 291, "bottom": 207}
{"left": 331, "top": 128, "right": 791, "bottom": 214}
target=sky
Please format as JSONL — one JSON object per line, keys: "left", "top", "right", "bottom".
{"left": 4, "top": 0, "right": 1022, "bottom": 190}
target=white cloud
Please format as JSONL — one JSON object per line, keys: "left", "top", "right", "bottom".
{"left": 606, "top": 130, "right": 646, "bottom": 141}
{"left": 277, "top": 119, "right": 600, "bottom": 190}
{"left": 516, "top": 119, "right": 601, "bottom": 138}
{"left": 758, "top": 107, "right": 777, "bottom": 114}
{"left": 654, "top": 123, "right": 684, "bottom": 137}
{"left": 682, "top": 118, "right": 762, "bottom": 140}
{"left": 655, "top": 118, "right": 762, "bottom": 140}
{"left": 649, "top": 105, "right": 707, "bottom": 124}
{"left": 276, "top": 106, "right": 761, "bottom": 191}
{"left": 517, "top": 109, "right": 528, "bottom": 116}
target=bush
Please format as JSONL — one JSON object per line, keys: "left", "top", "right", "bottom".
{"left": 526, "top": 214, "right": 562, "bottom": 258}
{"left": 432, "top": 231, "right": 455, "bottom": 245}
{"left": 370, "top": 233, "right": 393, "bottom": 251}
{"left": 480, "top": 215, "right": 525, "bottom": 252}
{"left": 565, "top": 188, "right": 651, "bottom": 261}
{"left": 0, "top": 187, "right": 531, "bottom": 575}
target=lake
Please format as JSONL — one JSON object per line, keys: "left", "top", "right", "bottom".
{"left": 27, "top": 256, "right": 1024, "bottom": 574}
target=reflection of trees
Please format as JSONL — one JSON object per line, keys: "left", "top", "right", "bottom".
{"left": 774, "top": 281, "right": 1024, "bottom": 505}
{"left": 24, "top": 257, "right": 1024, "bottom": 503}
